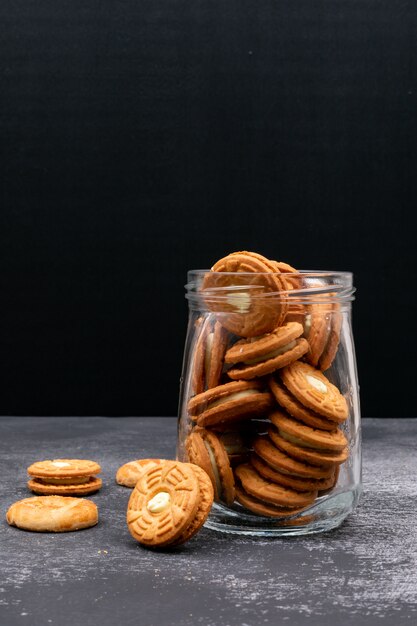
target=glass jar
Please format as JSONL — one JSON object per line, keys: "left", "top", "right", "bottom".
{"left": 177, "top": 269, "right": 361, "bottom": 536}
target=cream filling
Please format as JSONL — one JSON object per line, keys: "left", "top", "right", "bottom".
{"left": 203, "top": 441, "right": 222, "bottom": 497}
{"left": 279, "top": 429, "right": 325, "bottom": 451}
{"left": 51, "top": 461, "right": 72, "bottom": 468}
{"left": 243, "top": 341, "right": 296, "bottom": 365}
{"left": 226, "top": 292, "right": 251, "bottom": 313}
{"left": 303, "top": 314, "right": 311, "bottom": 338}
{"left": 209, "top": 389, "right": 260, "bottom": 408}
{"left": 39, "top": 476, "right": 92, "bottom": 485}
{"left": 204, "top": 332, "right": 214, "bottom": 382}
{"left": 305, "top": 374, "right": 328, "bottom": 393}
{"left": 147, "top": 491, "right": 171, "bottom": 513}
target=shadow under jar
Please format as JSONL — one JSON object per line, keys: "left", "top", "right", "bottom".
{"left": 177, "top": 269, "right": 361, "bottom": 537}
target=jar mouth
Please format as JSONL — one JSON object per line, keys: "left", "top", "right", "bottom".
{"left": 185, "top": 269, "right": 355, "bottom": 308}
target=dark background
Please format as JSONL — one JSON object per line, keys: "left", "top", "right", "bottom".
{"left": 1, "top": 1, "right": 416, "bottom": 418}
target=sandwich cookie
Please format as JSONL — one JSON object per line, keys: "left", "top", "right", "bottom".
{"left": 116, "top": 459, "right": 163, "bottom": 488}
{"left": 225, "top": 322, "right": 308, "bottom": 380}
{"left": 6, "top": 496, "right": 98, "bottom": 532}
{"left": 280, "top": 362, "right": 348, "bottom": 423}
{"left": 187, "top": 380, "right": 274, "bottom": 428}
{"left": 269, "top": 376, "right": 336, "bottom": 431}
{"left": 253, "top": 437, "right": 335, "bottom": 480}
{"left": 185, "top": 428, "right": 235, "bottom": 505}
{"left": 27, "top": 459, "right": 102, "bottom": 496}
{"left": 304, "top": 301, "right": 342, "bottom": 371}
{"left": 235, "top": 485, "right": 309, "bottom": 518}
{"left": 268, "top": 424, "right": 348, "bottom": 467}
{"left": 201, "top": 251, "right": 288, "bottom": 337}
{"left": 234, "top": 463, "right": 317, "bottom": 509}
{"left": 250, "top": 453, "right": 338, "bottom": 493}
{"left": 126, "top": 460, "right": 213, "bottom": 548}
{"left": 191, "top": 315, "right": 230, "bottom": 395}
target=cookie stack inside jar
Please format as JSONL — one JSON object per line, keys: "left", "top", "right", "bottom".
{"left": 181, "top": 251, "right": 349, "bottom": 520}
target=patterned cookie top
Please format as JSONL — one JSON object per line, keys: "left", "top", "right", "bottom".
{"left": 116, "top": 459, "right": 163, "bottom": 488}
{"left": 269, "top": 411, "right": 347, "bottom": 451}
{"left": 6, "top": 496, "right": 98, "bottom": 532}
{"left": 27, "top": 459, "right": 101, "bottom": 478}
{"left": 127, "top": 461, "right": 201, "bottom": 547}
{"left": 280, "top": 362, "right": 348, "bottom": 422}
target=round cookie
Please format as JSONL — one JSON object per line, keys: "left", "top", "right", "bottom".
{"left": 187, "top": 380, "right": 274, "bottom": 428}
{"left": 191, "top": 315, "right": 230, "bottom": 395}
{"left": 6, "top": 496, "right": 98, "bottom": 532}
{"left": 185, "top": 428, "right": 235, "bottom": 505}
{"left": 235, "top": 485, "right": 309, "bottom": 518}
{"left": 304, "top": 302, "right": 333, "bottom": 366}
{"left": 234, "top": 464, "right": 317, "bottom": 508}
{"left": 280, "top": 361, "right": 348, "bottom": 423}
{"left": 250, "top": 453, "right": 337, "bottom": 493}
{"left": 28, "top": 477, "right": 102, "bottom": 496}
{"left": 268, "top": 376, "right": 336, "bottom": 431}
{"left": 116, "top": 459, "right": 163, "bottom": 488}
{"left": 269, "top": 411, "right": 348, "bottom": 451}
{"left": 268, "top": 426, "right": 348, "bottom": 467}
{"left": 27, "top": 459, "right": 101, "bottom": 478}
{"left": 201, "top": 251, "right": 287, "bottom": 337}
{"left": 225, "top": 322, "right": 309, "bottom": 380}
{"left": 253, "top": 437, "right": 335, "bottom": 479}
{"left": 170, "top": 464, "right": 214, "bottom": 546}
{"left": 319, "top": 305, "right": 342, "bottom": 371}
{"left": 127, "top": 460, "right": 211, "bottom": 548}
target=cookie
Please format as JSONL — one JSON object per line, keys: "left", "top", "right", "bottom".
{"left": 185, "top": 428, "right": 235, "bottom": 505}
{"left": 304, "top": 301, "right": 342, "bottom": 370}
{"left": 234, "top": 463, "right": 317, "bottom": 508}
{"left": 268, "top": 425, "right": 349, "bottom": 467}
{"left": 235, "top": 485, "right": 309, "bottom": 518}
{"left": 225, "top": 322, "right": 309, "bottom": 380}
{"left": 269, "top": 376, "right": 336, "bottom": 430}
{"left": 191, "top": 315, "right": 230, "bottom": 395}
{"left": 318, "top": 305, "right": 342, "bottom": 371}
{"left": 280, "top": 361, "right": 348, "bottom": 423}
{"left": 201, "top": 251, "right": 288, "bottom": 337}
{"left": 187, "top": 379, "right": 274, "bottom": 428}
{"left": 269, "top": 411, "right": 348, "bottom": 451}
{"left": 253, "top": 436, "right": 335, "bottom": 479}
{"left": 126, "top": 460, "right": 213, "bottom": 548}
{"left": 116, "top": 459, "right": 163, "bottom": 488}
{"left": 250, "top": 453, "right": 338, "bottom": 493}
{"left": 6, "top": 496, "right": 98, "bottom": 532}
{"left": 27, "top": 458, "right": 102, "bottom": 496}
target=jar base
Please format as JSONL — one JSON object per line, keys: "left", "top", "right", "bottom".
{"left": 204, "top": 488, "right": 362, "bottom": 537}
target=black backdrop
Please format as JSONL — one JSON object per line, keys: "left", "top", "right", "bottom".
{"left": 1, "top": 1, "right": 416, "bottom": 417}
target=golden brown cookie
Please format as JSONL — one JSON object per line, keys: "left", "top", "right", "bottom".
{"left": 6, "top": 496, "right": 98, "bottom": 532}
{"left": 268, "top": 425, "right": 348, "bottom": 467}
{"left": 304, "top": 300, "right": 342, "bottom": 370}
{"left": 234, "top": 463, "right": 317, "bottom": 508}
{"left": 201, "top": 251, "right": 287, "bottom": 337}
{"left": 27, "top": 458, "right": 102, "bottom": 496}
{"left": 318, "top": 305, "right": 342, "bottom": 371}
{"left": 253, "top": 436, "right": 335, "bottom": 479}
{"left": 188, "top": 380, "right": 274, "bottom": 428}
{"left": 126, "top": 460, "right": 213, "bottom": 548}
{"left": 191, "top": 315, "right": 230, "bottom": 395}
{"left": 170, "top": 464, "right": 214, "bottom": 546}
{"left": 185, "top": 428, "right": 235, "bottom": 505}
{"left": 280, "top": 361, "right": 348, "bottom": 423}
{"left": 235, "top": 485, "right": 309, "bottom": 518}
{"left": 116, "top": 459, "right": 163, "bottom": 488}
{"left": 225, "top": 322, "right": 309, "bottom": 380}
{"left": 250, "top": 453, "right": 337, "bottom": 493}
{"left": 268, "top": 376, "right": 336, "bottom": 430}
{"left": 269, "top": 411, "right": 348, "bottom": 451}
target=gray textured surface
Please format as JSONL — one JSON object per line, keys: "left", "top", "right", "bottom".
{"left": 0, "top": 417, "right": 416, "bottom": 626}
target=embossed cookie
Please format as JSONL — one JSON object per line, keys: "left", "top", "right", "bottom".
{"left": 116, "top": 459, "right": 163, "bottom": 488}
{"left": 250, "top": 453, "right": 338, "bottom": 493}
{"left": 253, "top": 436, "right": 335, "bottom": 479}
{"left": 27, "top": 459, "right": 102, "bottom": 496}
{"left": 235, "top": 485, "right": 309, "bottom": 518}
{"left": 269, "top": 376, "right": 336, "bottom": 430}
{"left": 201, "top": 251, "right": 288, "bottom": 337}
{"left": 188, "top": 380, "right": 274, "bottom": 428}
{"left": 268, "top": 425, "right": 348, "bottom": 467}
{"left": 235, "top": 463, "right": 317, "bottom": 508}
{"left": 126, "top": 460, "right": 213, "bottom": 548}
{"left": 269, "top": 411, "right": 348, "bottom": 451}
{"left": 225, "top": 322, "right": 309, "bottom": 380}
{"left": 191, "top": 315, "right": 230, "bottom": 395}
{"left": 280, "top": 362, "right": 348, "bottom": 423}
{"left": 304, "top": 301, "right": 342, "bottom": 371}
{"left": 185, "top": 428, "right": 235, "bottom": 505}
{"left": 6, "top": 496, "right": 98, "bottom": 532}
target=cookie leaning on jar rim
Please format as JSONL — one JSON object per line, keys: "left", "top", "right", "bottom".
{"left": 182, "top": 250, "right": 348, "bottom": 520}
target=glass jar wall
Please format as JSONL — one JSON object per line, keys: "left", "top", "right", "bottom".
{"left": 177, "top": 269, "right": 361, "bottom": 536}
